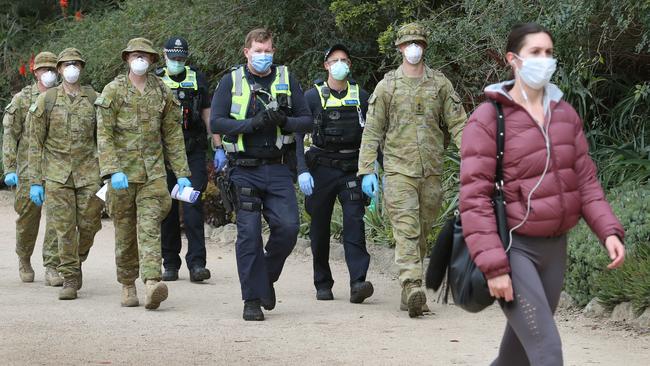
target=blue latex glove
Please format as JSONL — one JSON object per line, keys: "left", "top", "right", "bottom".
{"left": 177, "top": 177, "right": 192, "bottom": 193}
{"left": 111, "top": 172, "right": 129, "bottom": 190}
{"left": 4, "top": 172, "right": 18, "bottom": 187}
{"left": 361, "top": 174, "right": 379, "bottom": 198}
{"left": 29, "top": 184, "right": 44, "bottom": 206}
{"left": 298, "top": 172, "right": 314, "bottom": 196}
{"left": 213, "top": 148, "right": 227, "bottom": 173}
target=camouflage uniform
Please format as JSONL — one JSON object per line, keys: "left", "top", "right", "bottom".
{"left": 358, "top": 23, "right": 467, "bottom": 291}
{"left": 28, "top": 71, "right": 103, "bottom": 280}
{"left": 2, "top": 59, "right": 59, "bottom": 269}
{"left": 96, "top": 59, "right": 188, "bottom": 285}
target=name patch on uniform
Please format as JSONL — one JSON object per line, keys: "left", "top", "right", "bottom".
{"left": 275, "top": 83, "right": 289, "bottom": 91}
{"left": 344, "top": 100, "right": 359, "bottom": 106}
{"left": 180, "top": 82, "right": 195, "bottom": 88}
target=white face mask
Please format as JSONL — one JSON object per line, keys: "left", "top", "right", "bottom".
{"left": 62, "top": 65, "right": 80, "bottom": 84}
{"left": 130, "top": 57, "right": 150, "bottom": 76}
{"left": 40, "top": 71, "right": 57, "bottom": 88}
{"left": 515, "top": 55, "right": 557, "bottom": 90}
{"left": 404, "top": 43, "right": 423, "bottom": 65}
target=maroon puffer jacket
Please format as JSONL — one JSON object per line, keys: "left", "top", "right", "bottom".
{"left": 459, "top": 81, "right": 624, "bottom": 279}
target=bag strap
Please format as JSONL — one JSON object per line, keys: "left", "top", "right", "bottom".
{"left": 491, "top": 100, "right": 505, "bottom": 188}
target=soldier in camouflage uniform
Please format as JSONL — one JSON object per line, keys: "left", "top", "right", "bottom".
{"left": 2, "top": 51, "right": 62, "bottom": 285}
{"left": 358, "top": 23, "right": 467, "bottom": 317}
{"left": 28, "top": 48, "right": 103, "bottom": 300}
{"left": 96, "top": 38, "right": 191, "bottom": 310}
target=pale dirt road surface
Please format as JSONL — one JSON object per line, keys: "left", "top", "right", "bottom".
{"left": 0, "top": 191, "right": 648, "bottom": 365}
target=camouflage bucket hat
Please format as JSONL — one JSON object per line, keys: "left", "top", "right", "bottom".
{"left": 57, "top": 48, "right": 86, "bottom": 67}
{"left": 34, "top": 51, "right": 58, "bottom": 70}
{"left": 121, "top": 37, "right": 160, "bottom": 63}
{"left": 394, "top": 22, "right": 428, "bottom": 46}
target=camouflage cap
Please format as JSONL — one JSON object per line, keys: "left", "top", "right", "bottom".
{"left": 394, "top": 22, "right": 428, "bottom": 46}
{"left": 34, "top": 51, "right": 58, "bottom": 70}
{"left": 57, "top": 48, "right": 86, "bottom": 67}
{"left": 121, "top": 37, "right": 160, "bottom": 63}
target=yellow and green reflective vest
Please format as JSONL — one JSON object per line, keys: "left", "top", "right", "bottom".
{"left": 160, "top": 66, "right": 198, "bottom": 91}
{"left": 223, "top": 65, "right": 295, "bottom": 153}
{"left": 316, "top": 81, "right": 360, "bottom": 109}
{"left": 312, "top": 81, "right": 364, "bottom": 151}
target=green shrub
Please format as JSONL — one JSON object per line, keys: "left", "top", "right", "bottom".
{"left": 565, "top": 182, "right": 650, "bottom": 307}
{"left": 594, "top": 244, "right": 650, "bottom": 313}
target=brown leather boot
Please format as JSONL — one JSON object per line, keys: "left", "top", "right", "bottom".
{"left": 18, "top": 257, "right": 35, "bottom": 283}
{"left": 144, "top": 280, "right": 168, "bottom": 310}
{"left": 44, "top": 267, "right": 63, "bottom": 287}
{"left": 121, "top": 284, "right": 139, "bottom": 307}
{"left": 59, "top": 277, "right": 78, "bottom": 300}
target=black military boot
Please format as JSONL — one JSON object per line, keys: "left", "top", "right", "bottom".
{"left": 316, "top": 288, "right": 334, "bottom": 301}
{"left": 261, "top": 283, "right": 276, "bottom": 311}
{"left": 350, "top": 281, "right": 374, "bottom": 304}
{"left": 162, "top": 268, "right": 179, "bottom": 282}
{"left": 243, "top": 300, "right": 264, "bottom": 321}
{"left": 189, "top": 266, "right": 211, "bottom": 282}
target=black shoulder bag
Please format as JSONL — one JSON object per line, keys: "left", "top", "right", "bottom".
{"left": 425, "top": 100, "right": 508, "bottom": 313}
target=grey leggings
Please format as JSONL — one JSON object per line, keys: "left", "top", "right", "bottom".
{"left": 491, "top": 233, "right": 567, "bottom": 366}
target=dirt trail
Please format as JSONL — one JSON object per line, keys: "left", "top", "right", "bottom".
{"left": 0, "top": 190, "right": 647, "bottom": 365}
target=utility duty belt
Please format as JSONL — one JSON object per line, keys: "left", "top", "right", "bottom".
{"left": 306, "top": 151, "right": 359, "bottom": 172}
{"left": 230, "top": 157, "right": 284, "bottom": 167}
{"left": 317, "top": 156, "right": 359, "bottom": 172}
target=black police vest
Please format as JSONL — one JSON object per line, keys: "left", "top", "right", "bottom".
{"left": 312, "top": 82, "right": 363, "bottom": 152}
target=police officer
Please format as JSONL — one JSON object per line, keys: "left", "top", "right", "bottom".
{"left": 296, "top": 44, "right": 373, "bottom": 303}
{"left": 210, "top": 28, "right": 312, "bottom": 321}
{"left": 96, "top": 38, "right": 191, "bottom": 310}
{"left": 28, "top": 48, "right": 103, "bottom": 300}
{"left": 358, "top": 23, "right": 467, "bottom": 318}
{"left": 156, "top": 37, "right": 215, "bottom": 283}
{"left": 2, "top": 51, "right": 61, "bottom": 285}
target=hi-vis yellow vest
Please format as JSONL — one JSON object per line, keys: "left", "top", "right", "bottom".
{"left": 316, "top": 81, "right": 360, "bottom": 108}
{"left": 160, "top": 66, "right": 198, "bottom": 90}
{"left": 223, "top": 65, "right": 294, "bottom": 153}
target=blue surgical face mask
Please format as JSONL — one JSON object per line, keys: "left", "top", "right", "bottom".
{"left": 166, "top": 58, "right": 186, "bottom": 75}
{"left": 514, "top": 54, "right": 557, "bottom": 90}
{"left": 329, "top": 60, "right": 349, "bottom": 81}
{"left": 251, "top": 53, "right": 273, "bottom": 73}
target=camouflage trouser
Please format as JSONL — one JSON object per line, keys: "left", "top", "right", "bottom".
{"left": 383, "top": 173, "right": 442, "bottom": 288}
{"left": 45, "top": 176, "right": 103, "bottom": 279}
{"left": 14, "top": 182, "right": 60, "bottom": 268}
{"left": 107, "top": 177, "right": 171, "bottom": 285}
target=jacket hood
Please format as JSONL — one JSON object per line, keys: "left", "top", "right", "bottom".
{"left": 484, "top": 80, "right": 563, "bottom": 116}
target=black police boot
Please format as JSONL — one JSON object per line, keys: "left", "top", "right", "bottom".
{"left": 350, "top": 281, "right": 374, "bottom": 304}
{"left": 243, "top": 300, "right": 264, "bottom": 321}
{"left": 316, "top": 288, "right": 334, "bottom": 301}
{"left": 261, "top": 283, "right": 276, "bottom": 311}
{"left": 162, "top": 268, "right": 179, "bottom": 282}
{"left": 189, "top": 266, "right": 211, "bottom": 282}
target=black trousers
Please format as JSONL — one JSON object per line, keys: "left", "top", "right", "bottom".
{"left": 229, "top": 164, "right": 299, "bottom": 301}
{"left": 161, "top": 148, "right": 208, "bottom": 270}
{"left": 305, "top": 164, "right": 370, "bottom": 290}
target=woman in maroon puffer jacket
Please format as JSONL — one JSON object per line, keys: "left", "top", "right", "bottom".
{"left": 459, "top": 23, "right": 625, "bottom": 365}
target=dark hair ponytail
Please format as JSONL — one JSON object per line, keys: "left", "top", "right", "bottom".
{"left": 506, "top": 23, "right": 554, "bottom": 54}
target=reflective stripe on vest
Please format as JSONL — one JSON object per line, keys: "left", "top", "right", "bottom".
{"left": 160, "top": 67, "right": 198, "bottom": 90}
{"left": 224, "top": 65, "right": 294, "bottom": 153}
{"left": 316, "top": 81, "right": 360, "bottom": 109}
